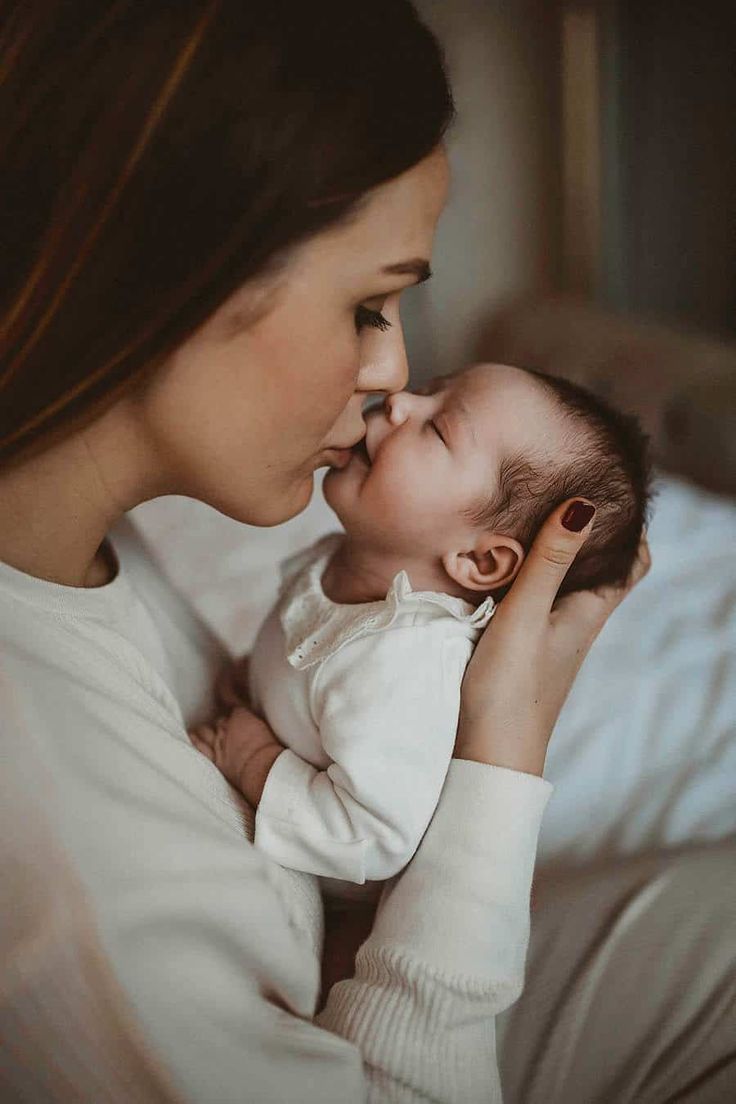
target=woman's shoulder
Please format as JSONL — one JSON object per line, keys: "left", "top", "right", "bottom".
{"left": 1, "top": 513, "right": 228, "bottom": 730}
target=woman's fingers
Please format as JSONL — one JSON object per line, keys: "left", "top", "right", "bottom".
{"left": 593, "top": 531, "right": 651, "bottom": 608}
{"left": 501, "top": 499, "right": 596, "bottom": 623}
{"left": 552, "top": 531, "right": 653, "bottom": 647}
{"left": 628, "top": 532, "right": 652, "bottom": 586}
{"left": 457, "top": 514, "right": 650, "bottom": 775}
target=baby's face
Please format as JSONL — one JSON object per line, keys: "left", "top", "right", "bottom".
{"left": 323, "top": 363, "right": 566, "bottom": 558}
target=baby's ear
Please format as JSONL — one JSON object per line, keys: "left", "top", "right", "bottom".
{"left": 442, "top": 534, "right": 525, "bottom": 593}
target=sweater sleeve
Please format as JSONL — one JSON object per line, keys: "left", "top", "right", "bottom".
{"left": 316, "top": 758, "right": 553, "bottom": 1102}
{"left": 255, "top": 627, "right": 471, "bottom": 883}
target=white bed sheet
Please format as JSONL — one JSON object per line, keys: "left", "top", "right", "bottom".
{"left": 132, "top": 472, "right": 736, "bottom": 864}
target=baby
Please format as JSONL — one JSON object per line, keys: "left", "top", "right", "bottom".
{"left": 191, "top": 362, "right": 651, "bottom": 899}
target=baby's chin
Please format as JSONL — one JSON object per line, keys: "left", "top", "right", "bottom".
{"left": 321, "top": 463, "right": 351, "bottom": 518}
{"left": 322, "top": 456, "right": 371, "bottom": 524}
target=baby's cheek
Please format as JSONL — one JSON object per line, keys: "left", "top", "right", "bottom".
{"left": 382, "top": 476, "right": 441, "bottom": 538}
{"left": 397, "top": 467, "right": 442, "bottom": 517}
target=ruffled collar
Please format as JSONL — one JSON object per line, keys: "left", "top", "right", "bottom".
{"left": 278, "top": 534, "right": 496, "bottom": 670}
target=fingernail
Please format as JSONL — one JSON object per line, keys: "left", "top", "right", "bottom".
{"left": 561, "top": 500, "right": 596, "bottom": 531}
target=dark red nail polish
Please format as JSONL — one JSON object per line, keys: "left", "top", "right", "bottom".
{"left": 561, "top": 501, "right": 595, "bottom": 531}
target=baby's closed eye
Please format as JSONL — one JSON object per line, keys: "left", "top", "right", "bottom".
{"left": 430, "top": 420, "right": 446, "bottom": 445}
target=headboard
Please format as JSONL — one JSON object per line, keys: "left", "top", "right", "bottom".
{"left": 476, "top": 295, "right": 736, "bottom": 499}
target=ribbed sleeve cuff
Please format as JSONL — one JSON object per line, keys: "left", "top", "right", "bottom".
{"left": 316, "top": 760, "right": 551, "bottom": 1102}
{"left": 317, "top": 945, "right": 503, "bottom": 1102}
{"left": 368, "top": 758, "right": 552, "bottom": 983}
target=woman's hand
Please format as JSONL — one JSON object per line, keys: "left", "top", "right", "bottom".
{"left": 456, "top": 499, "right": 651, "bottom": 777}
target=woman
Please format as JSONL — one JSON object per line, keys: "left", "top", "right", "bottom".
{"left": 2, "top": 4, "right": 732, "bottom": 1103}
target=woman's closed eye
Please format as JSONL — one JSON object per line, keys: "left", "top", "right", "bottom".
{"left": 354, "top": 304, "right": 392, "bottom": 334}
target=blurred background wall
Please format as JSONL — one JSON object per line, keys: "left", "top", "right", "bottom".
{"left": 602, "top": 0, "right": 736, "bottom": 335}
{"left": 405, "top": 0, "right": 562, "bottom": 381}
{"left": 403, "top": 0, "right": 736, "bottom": 496}
{"left": 406, "top": 0, "right": 736, "bottom": 369}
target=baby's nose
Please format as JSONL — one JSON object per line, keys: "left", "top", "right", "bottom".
{"left": 384, "top": 391, "right": 413, "bottom": 426}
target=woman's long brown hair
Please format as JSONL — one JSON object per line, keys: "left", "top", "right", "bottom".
{"left": 1, "top": 0, "right": 453, "bottom": 465}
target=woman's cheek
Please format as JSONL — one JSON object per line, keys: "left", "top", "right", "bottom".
{"left": 331, "top": 325, "right": 363, "bottom": 385}
{"left": 319, "top": 361, "right": 364, "bottom": 439}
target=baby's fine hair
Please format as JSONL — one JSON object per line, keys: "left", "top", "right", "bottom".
{"left": 466, "top": 367, "right": 653, "bottom": 599}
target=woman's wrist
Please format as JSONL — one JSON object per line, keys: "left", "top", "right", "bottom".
{"left": 454, "top": 714, "right": 548, "bottom": 777}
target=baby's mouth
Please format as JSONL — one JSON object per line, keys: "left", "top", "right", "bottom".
{"left": 351, "top": 438, "right": 372, "bottom": 466}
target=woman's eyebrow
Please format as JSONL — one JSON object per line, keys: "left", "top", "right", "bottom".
{"left": 381, "top": 258, "right": 432, "bottom": 284}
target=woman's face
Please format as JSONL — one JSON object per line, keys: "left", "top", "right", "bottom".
{"left": 133, "top": 145, "right": 450, "bottom": 526}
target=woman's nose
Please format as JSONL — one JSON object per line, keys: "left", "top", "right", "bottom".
{"left": 356, "top": 317, "right": 409, "bottom": 397}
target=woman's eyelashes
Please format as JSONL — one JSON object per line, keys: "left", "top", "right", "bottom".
{"left": 354, "top": 304, "right": 392, "bottom": 334}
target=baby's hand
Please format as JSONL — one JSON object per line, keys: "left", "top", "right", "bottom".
{"left": 189, "top": 706, "right": 283, "bottom": 807}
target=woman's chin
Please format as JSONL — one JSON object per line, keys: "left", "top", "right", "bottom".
{"left": 214, "top": 475, "right": 315, "bottom": 528}
{"left": 274, "top": 476, "right": 316, "bottom": 524}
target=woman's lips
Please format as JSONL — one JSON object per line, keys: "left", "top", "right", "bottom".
{"left": 323, "top": 447, "right": 353, "bottom": 468}
{"left": 323, "top": 435, "right": 371, "bottom": 470}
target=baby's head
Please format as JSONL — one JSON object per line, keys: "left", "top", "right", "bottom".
{"left": 324, "top": 363, "right": 652, "bottom": 601}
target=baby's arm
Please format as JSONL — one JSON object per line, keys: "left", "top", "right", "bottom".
{"left": 252, "top": 625, "right": 472, "bottom": 883}
{"left": 192, "top": 626, "right": 472, "bottom": 882}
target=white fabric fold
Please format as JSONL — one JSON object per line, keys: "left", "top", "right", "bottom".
{"left": 278, "top": 533, "right": 496, "bottom": 670}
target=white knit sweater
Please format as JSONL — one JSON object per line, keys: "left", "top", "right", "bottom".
{"left": 0, "top": 515, "right": 552, "bottom": 1103}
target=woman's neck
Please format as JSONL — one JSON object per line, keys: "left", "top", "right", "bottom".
{"left": 0, "top": 416, "right": 151, "bottom": 588}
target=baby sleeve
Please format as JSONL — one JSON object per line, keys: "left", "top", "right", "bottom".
{"left": 254, "top": 625, "right": 472, "bottom": 883}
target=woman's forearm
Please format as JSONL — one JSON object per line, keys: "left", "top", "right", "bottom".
{"left": 454, "top": 706, "right": 548, "bottom": 777}
{"left": 316, "top": 759, "right": 553, "bottom": 1103}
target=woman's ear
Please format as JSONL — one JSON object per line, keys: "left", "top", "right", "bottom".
{"left": 442, "top": 534, "right": 525, "bottom": 593}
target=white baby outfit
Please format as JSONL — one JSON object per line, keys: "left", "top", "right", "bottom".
{"left": 249, "top": 533, "right": 496, "bottom": 896}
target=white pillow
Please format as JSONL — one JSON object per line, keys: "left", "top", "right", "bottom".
{"left": 133, "top": 472, "right": 736, "bottom": 862}
{"left": 541, "top": 474, "right": 736, "bottom": 863}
